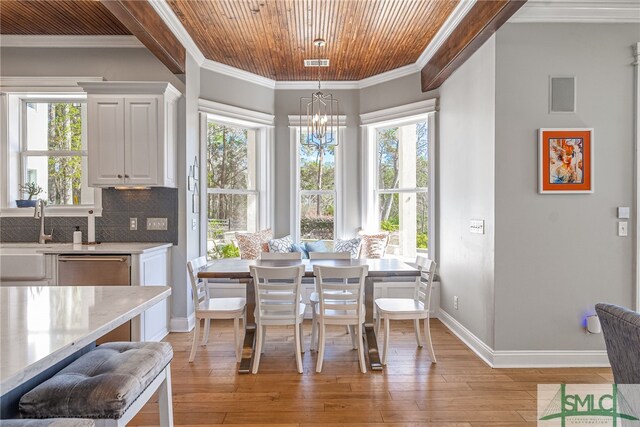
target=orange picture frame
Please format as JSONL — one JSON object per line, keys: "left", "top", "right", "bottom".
{"left": 539, "top": 128, "right": 593, "bottom": 194}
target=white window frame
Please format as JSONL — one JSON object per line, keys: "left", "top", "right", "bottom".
{"left": 360, "top": 99, "right": 437, "bottom": 259}
{"left": 288, "top": 115, "right": 346, "bottom": 242}
{"left": 0, "top": 77, "right": 104, "bottom": 217}
{"left": 198, "top": 99, "right": 274, "bottom": 255}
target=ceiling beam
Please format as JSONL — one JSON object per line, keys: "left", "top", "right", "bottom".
{"left": 99, "top": 0, "right": 185, "bottom": 74}
{"left": 421, "top": 0, "right": 527, "bottom": 92}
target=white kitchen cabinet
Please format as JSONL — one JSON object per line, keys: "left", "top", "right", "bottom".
{"left": 79, "top": 82, "right": 180, "bottom": 188}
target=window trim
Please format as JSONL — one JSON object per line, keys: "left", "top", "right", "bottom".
{"left": 1, "top": 81, "right": 104, "bottom": 217}
{"left": 289, "top": 122, "right": 345, "bottom": 243}
{"left": 198, "top": 99, "right": 274, "bottom": 256}
{"left": 360, "top": 99, "right": 437, "bottom": 259}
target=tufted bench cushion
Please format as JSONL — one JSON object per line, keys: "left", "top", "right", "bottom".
{"left": 19, "top": 342, "right": 173, "bottom": 420}
{"left": 0, "top": 419, "right": 95, "bottom": 426}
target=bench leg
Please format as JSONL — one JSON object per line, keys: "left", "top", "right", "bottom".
{"left": 159, "top": 365, "right": 174, "bottom": 427}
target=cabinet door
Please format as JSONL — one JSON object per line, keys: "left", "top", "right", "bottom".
{"left": 124, "top": 97, "right": 159, "bottom": 185}
{"left": 88, "top": 97, "right": 125, "bottom": 186}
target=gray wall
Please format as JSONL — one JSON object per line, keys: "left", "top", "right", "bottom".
{"left": 359, "top": 72, "right": 438, "bottom": 114}
{"left": 493, "top": 23, "right": 637, "bottom": 351}
{"left": 1, "top": 47, "right": 184, "bottom": 92}
{"left": 438, "top": 37, "right": 497, "bottom": 346}
{"left": 200, "top": 68, "right": 274, "bottom": 114}
{"left": 273, "top": 88, "right": 361, "bottom": 238}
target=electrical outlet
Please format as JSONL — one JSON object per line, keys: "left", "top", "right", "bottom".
{"left": 192, "top": 218, "right": 197, "bottom": 231}
{"left": 618, "top": 221, "right": 628, "bottom": 237}
{"left": 147, "top": 218, "right": 168, "bottom": 231}
{"left": 454, "top": 296, "right": 459, "bottom": 310}
{"left": 129, "top": 218, "right": 137, "bottom": 230}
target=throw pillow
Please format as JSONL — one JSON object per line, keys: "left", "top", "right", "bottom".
{"left": 235, "top": 229, "right": 273, "bottom": 260}
{"left": 305, "top": 240, "right": 328, "bottom": 253}
{"left": 334, "top": 237, "right": 362, "bottom": 259}
{"left": 269, "top": 235, "right": 293, "bottom": 253}
{"left": 291, "top": 243, "right": 309, "bottom": 259}
{"left": 359, "top": 232, "right": 389, "bottom": 259}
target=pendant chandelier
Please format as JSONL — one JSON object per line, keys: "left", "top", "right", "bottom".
{"left": 300, "top": 38, "right": 340, "bottom": 147}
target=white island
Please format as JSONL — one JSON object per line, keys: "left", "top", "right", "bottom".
{"left": 0, "top": 285, "right": 171, "bottom": 395}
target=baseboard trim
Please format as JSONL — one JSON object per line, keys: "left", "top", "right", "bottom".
{"left": 437, "top": 309, "right": 610, "bottom": 368}
{"left": 170, "top": 313, "right": 196, "bottom": 332}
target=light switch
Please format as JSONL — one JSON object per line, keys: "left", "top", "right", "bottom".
{"left": 618, "top": 221, "right": 628, "bottom": 237}
{"left": 470, "top": 219, "right": 484, "bottom": 234}
{"left": 129, "top": 218, "right": 137, "bottom": 230}
{"left": 147, "top": 218, "right": 168, "bottom": 230}
{"left": 618, "top": 207, "right": 630, "bottom": 219}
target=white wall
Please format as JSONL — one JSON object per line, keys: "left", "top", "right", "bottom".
{"left": 438, "top": 37, "right": 497, "bottom": 347}
{"left": 493, "top": 23, "right": 637, "bottom": 351}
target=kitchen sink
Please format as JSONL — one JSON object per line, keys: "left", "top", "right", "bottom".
{"left": 0, "top": 244, "right": 64, "bottom": 281}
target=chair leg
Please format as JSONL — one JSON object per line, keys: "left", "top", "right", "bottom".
{"left": 252, "top": 324, "right": 263, "bottom": 374}
{"left": 261, "top": 325, "right": 267, "bottom": 354}
{"left": 316, "top": 324, "right": 326, "bottom": 373}
{"left": 414, "top": 318, "right": 424, "bottom": 348}
{"left": 158, "top": 365, "right": 174, "bottom": 427}
{"left": 189, "top": 318, "right": 200, "bottom": 362}
{"left": 202, "top": 319, "right": 211, "bottom": 346}
{"left": 382, "top": 317, "right": 390, "bottom": 366}
{"left": 424, "top": 317, "right": 437, "bottom": 363}
{"left": 294, "top": 323, "right": 303, "bottom": 373}
{"left": 299, "top": 321, "right": 305, "bottom": 354}
{"left": 233, "top": 317, "right": 241, "bottom": 362}
{"left": 375, "top": 309, "right": 381, "bottom": 336}
{"left": 345, "top": 326, "right": 350, "bottom": 334}
{"left": 311, "top": 303, "right": 318, "bottom": 351}
{"left": 356, "top": 324, "right": 366, "bottom": 373}
{"left": 348, "top": 325, "right": 357, "bottom": 349}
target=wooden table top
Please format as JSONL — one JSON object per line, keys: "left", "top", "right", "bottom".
{"left": 198, "top": 258, "right": 420, "bottom": 279}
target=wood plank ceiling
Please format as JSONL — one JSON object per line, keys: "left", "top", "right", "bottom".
{"left": 167, "top": 0, "right": 459, "bottom": 81}
{"left": 0, "top": 0, "right": 130, "bottom": 35}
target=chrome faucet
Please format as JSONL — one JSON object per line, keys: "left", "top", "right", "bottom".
{"left": 34, "top": 199, "right": 53, "bottom": 244}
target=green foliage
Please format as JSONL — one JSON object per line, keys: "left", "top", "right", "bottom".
{"left": 220, "top": 243, "right": 240, "bottom": 258}
{"left": 417, "top": 232, "right": 428, "bottom": 249}
{"left": 301, "top": 216, "right": 334, "bottom": 240}
{"left": 380, "top": 219, "right": 399, "bottom": 232}
{"left": 18, "top": 182, "right": 43, "bottom": 200}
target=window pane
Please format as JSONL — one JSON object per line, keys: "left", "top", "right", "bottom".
{"left": 207, "top": 193, "right": 257, "bottom": 259}
{"left": 376, "top": 120, "right": 429, "bottom": 189}
{"left": 206, "top": 122, "right": 256, "bottom": 190}
{"left": 26, "top": 102, "right": 85, "bottom": 151}
{"left": 25, "top": 156, "right": 93, "bottom": 205}
{"left": 300, "top": 193, "right": 334, "bottom": 241}
{"left": 299, "top": 132, "right": 336, "bottom": 190}
{"left": 379, "top": 191, "right": 428, "bottom": 258}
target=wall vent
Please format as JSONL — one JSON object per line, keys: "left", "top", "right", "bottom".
{"left": 304, "top": 59, "right": 330, "bottom": 67}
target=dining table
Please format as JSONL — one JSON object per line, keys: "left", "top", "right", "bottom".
{"left": 198, "top": 258, "right": 420, "bottom": 373}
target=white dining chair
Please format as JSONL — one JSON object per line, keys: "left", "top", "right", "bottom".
{"left": 250, "top": 264, "right": 306, "bottom": 374}
{"left": 309, "top": 251, "right": 353, "bottom": 351}
{"left": 187, "top": 256, "right": 246, "bottom": 363}
{"left": 260, "top": 252, "right": 302, "bottom": 260}
{"left": 313, "top": 265, "right": 369, "bottom": 373}
{"left": 374, "top": 255, "right": 437, "bottom": 365}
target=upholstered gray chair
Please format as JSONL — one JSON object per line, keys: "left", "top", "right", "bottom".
{"left": 595, "top": 303, "right": 640, "bottom": 384}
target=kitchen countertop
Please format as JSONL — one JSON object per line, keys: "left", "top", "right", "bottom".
{"left": 0, "top": 285, "right": 171, "bottom": 394}
{"left": 0, "top": 242, "right": 172, "bottom": 254}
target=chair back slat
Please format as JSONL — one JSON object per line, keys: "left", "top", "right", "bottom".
{"left": 251, "top": 265, "right": 304, "bottom": 321}
{"left": 261, "top": 252, "right": 302, "bottom": 260}
{"left": 187, "top": 256, "right": 210, "bottom": 310}
{"left": 314, "top": 265, "right": 368, "bottom": 322}
{"left": 309, "top": 252, "right": 351, "bottom": 260}
{"left": 415, "top": 255, "right": 437, "bottom": 309}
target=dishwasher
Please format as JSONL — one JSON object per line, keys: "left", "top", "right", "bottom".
{"left": 58, "top": 254, "right": 132, "bottom": 344}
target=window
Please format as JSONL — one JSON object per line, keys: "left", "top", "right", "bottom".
{"left": 361, "top": 100, "right": 436, "bottom": 259}
{"left": 1, "top": 84, "right": 103, "bottom": 216}
{"left": 205, "top": 120, "right": 258, "bottom": 258}
{"left": 290, "top": 127, "right": 342, "bottom": 243}
{"left": 21, "top": 101, "right": 94, "bottom": 206}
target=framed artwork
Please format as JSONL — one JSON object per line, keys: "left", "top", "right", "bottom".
{"left": 539, "top": 128, "right": 593, "bottom": 194}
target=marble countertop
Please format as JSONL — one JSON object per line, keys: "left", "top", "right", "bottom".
{"left": 0, "top": 285, "right": 171, "bottom": 394}
{"left": 0, "top": 242, "right": 172, "bottom": 254}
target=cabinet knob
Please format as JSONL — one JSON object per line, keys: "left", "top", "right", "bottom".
{"left": 117, "top": 174, "right": 123, "bottom": 179}
{"left": 124, "top": 174, "right": 130, "bottom": 178}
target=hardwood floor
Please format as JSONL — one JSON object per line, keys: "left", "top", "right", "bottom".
{"left": 130, "top": 319, "right": 611, "bottom": 426}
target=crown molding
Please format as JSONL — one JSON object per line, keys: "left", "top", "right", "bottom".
{"left": 510, "top": 1, "right": 640, "bottom": 23}
{"left": 0, "top": 35, "right": 143, "bottom": 48}
{"left": 357, "top": 63, "right": 421, "bottom": 89}
{"left": 275, "top": 81, "right": 359, "bottom": 90}
{"left": 147, "top": 0, "right": 206, "bottom": 64}
{"left": 416, "top": 0, "right": 477, "bottom": 69}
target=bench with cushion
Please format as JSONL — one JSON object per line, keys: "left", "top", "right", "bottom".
{"left": 19, "top": 342, "right": 173, "bottom": 427}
